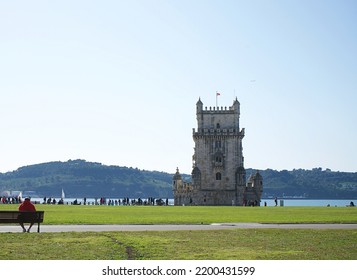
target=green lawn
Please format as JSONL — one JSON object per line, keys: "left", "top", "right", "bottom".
{"left": 0, "top": 204, "right": 356, "bottom": 260}
{"left": 1, "top": 204, "right": 356, "bottom": 224}
{"left": 0, "top": 229, "right": 355, "bottom": 260}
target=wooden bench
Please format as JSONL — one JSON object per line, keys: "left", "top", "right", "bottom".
{"left": 0, "top": 211, "right": 45, "bottom": 233}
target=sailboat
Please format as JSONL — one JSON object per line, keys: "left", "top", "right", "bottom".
{"left": 18, "top": 191, "right": 23, "bottom": 202}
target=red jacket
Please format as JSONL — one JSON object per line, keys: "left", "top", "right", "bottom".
{"left": 18, "top": 200, "right": 36, "bottom": 212}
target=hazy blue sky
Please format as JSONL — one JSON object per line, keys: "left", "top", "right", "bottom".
{"left": 0, "top": 0, "right": 356, "bottom": 173}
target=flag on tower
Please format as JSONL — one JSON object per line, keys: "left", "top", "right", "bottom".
{"left": 216, "top": 91, "right": 221, "bottom": 107}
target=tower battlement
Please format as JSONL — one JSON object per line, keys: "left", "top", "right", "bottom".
{"left": 196, "top": 98, "right": 241, "bottom": 131}
{"left": 201, "top": 106, "right": 235, "bottom": 113}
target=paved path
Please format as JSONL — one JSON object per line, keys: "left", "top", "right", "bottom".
{"left": 1, "top": 223, "right": 357, "bottom": 233}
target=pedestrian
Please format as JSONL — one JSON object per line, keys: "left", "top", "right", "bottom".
{"left": 274, "top": 197, "right": 278, "bottom": 206}
{"left": 18, "top": 197, "right": 37, "bottom": 233}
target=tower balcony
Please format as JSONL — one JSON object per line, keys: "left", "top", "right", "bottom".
{"left": 193, "top": 128, "right": 245, "bottom": 138}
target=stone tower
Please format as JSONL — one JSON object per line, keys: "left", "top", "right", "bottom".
{"left": 173, "top": 97, "right": 262, "bottom": 206}
{"left": 191, "top": 97, "right": 246, "bottom": 205}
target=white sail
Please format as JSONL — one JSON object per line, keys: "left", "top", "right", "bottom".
{"left": 61, "top": 189, "right": 65, "bottom": 199}
{"left": 18, "top": 191, "right": 23, "bottom": 201}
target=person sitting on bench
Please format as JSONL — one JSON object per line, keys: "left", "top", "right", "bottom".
{"left": 18, "top": 197, "right": 37, "bottom": 233}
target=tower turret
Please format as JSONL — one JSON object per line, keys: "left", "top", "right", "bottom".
{"left": 172, "top": 167, "right": 183, "bottom": 191}
{"left": 244, "top": 171, "right": 263, "bottom": 206}
{"left": 196, "top": 98, "right": 203, "bottom": 112}
{"left": 196, "top": 98, "right": 204, "bottom": 130}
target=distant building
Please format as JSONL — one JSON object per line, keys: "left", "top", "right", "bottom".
{"left": 173, "top": 98, "right": 262, "bottom": 206}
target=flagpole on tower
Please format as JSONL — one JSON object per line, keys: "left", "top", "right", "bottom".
{"left": 216, "top": 91, "right": 220, "bottom": 107}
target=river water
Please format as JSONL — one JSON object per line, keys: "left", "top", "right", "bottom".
{"left": 260, "top": 199, "right": 355, "bottom": 207}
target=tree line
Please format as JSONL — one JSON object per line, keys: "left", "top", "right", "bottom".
{"left": 0, "top": 160, "right": 356, "bottom": 199}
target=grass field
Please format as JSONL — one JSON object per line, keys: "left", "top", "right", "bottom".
{"left": 0, "top": 204, "right": 356, "bottom": 260}
{"left": 1, "top": 204, "right": 356, "bottom": 224}
{"left": 0, "top": 229, "right": 356, "bottom": 260}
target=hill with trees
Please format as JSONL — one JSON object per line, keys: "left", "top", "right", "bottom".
{"left": 0, "top": 160, "right": 356, "bottom": 199}
{"left": 247, "top": 168, "right": 357, "bottom": 199}
{"left": 0, "top": 160, "right": 172, "bottom": 199}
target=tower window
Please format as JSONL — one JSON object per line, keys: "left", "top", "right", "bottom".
{"left": 216, "top": 172, "right": 222, "bottom": 180}
{"left": 216, "top": 123, "right": 220, "bottom": 129}
{"left": 215, "top": 140, "right": 221, "bottom": 148}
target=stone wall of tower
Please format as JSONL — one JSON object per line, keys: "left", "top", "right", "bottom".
{"left": 191, "top": 98, "right": 246, "bottom": 205}
{"left": 244, "top": 171, "right": 263, "bottom": 206}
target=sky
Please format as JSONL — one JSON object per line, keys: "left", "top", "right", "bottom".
{"left": 0, "top": 0, "right": 356, "bottom": 174}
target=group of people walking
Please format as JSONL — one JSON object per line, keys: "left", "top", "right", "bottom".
{"left": 1, "top": 196, "right": 21, "bottom": 204}
{"left": 40, "top": 196, "right": 170, "bottom": 206}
